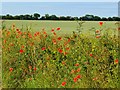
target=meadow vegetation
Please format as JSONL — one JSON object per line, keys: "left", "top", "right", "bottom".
{"left": 1, "top": 20, "right": 119, "bottom": 88}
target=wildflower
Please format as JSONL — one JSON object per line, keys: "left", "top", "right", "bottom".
{"left": 73, "top": 77, "right": 78, "bottom": 82}
{"left": 64, "top": 52, "right": 68, "bottom": 55}
{"left": 10, "top": 43, "right": 14, "bottom": 46}
{"left": 9, "top": 68, "right": 13, "bottom": 72}
{"left": 96, "top": 35, "right": 101, "bottom": 38}
{"left": 16, "top": 29, "right": 19, "bottom": 32}
{"left": 99, "top": 22, "right": 103, "bottom": 26}
{"left": 3, "top": 40, "right": 6, "bottom": 44}
{"left": 21, "top": 45, "right": 24, "bottom": 48}
{"left": 89, "top": 53, "right": 93, "bottom": 57}
{"left": 53, "top": 32, "right": 56, "bottom": 35}
{"left": 66, "top": 47, "right": 70, "bottom": 50}
{"left": 7, "top": 31, "right": 10, "bottom": 36}
{"left": 61, "top": 82, "right": 66, "bottom": 86}
{"left": 28, "top": 65, "right": 32, "bottom": 69}
{"left": 56, "top": 27, "right": 61, "bottom": 30}
{"left": 43, "top": 31, "right": 47, "bottom": 34}
{"left": 51, "top": 28, "right": 54, "bottom": 32}
{"left": 58, "top": 49, "right": 63, "bottom": 53}
{"left": 18, "top": 31, "right": 22, "bottom": 35}
{"left": 34, "top": 33, "right": 37, "bottom": 37}
{"left": 12, "top": 24, "right": 15, "bottom": 27}
{"left": 62, "top": 61, "right": 66, "bottom": 65}
{"left": 57, "top": 37, "right": 62, "bottom": 40}
{"left": 52, "top": 39, "right": 57, "bottom": 44}
{"left": 115, "top": 59, "right": 118, "bottom": 64}
{"left": 34, "top": 67, "right": 37, "bottom": 71}
{"left": 76, "top": 75, "right": 81, "bottom": 79}
{"left": 19, "top": 49, "right": 24, "bottom": 53}
{"left": 71, "top": 69, "right": 75, "bottom": 74}
{"left": 95, "top": 30, "right": 100, "bottom": 33}
{"left": 29, "top": 78, "right": 32, "bottom": 81}
{"left": 36, "top": 32, "right": 40, "bottom": 35}
{"left": 42, "top": 47, "right": 46, "bottom": 51}
{"left": 93, "top": 77, "right": 97, "bottom": 81}
{"left": 75, "top": 63, "right": 79, "bottom": 66}
{"left": 76, "top": 68, "right": 81, "bottom": 72}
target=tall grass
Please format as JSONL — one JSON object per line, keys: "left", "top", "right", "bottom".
{"left": 2, "top": 21, "right": 119, "bottom": 88}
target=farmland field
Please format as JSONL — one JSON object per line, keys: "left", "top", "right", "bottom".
{"left": 1, "top": 20, "right": 119, "bottom": 88}
{"left": 2, "top": 20, "right": 118, "bottom": 35}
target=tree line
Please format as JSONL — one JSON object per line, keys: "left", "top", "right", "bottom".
{"left": 0, "top": 13, "right": 120, "bottom": 21}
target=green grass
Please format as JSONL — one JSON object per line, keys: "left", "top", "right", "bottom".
{"left": 1, "top": 20, "right": 119, "bottom": 88}
{"left": 2, "top": 20, "right": 118, "bottom": 35}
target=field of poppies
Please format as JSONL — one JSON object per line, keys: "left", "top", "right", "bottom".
{"left": 1, "top": 20, "right": 119, "bottom": 88}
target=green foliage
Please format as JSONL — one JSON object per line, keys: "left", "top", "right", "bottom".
{"left": 2, "top": 21, "right": 119, "bottom": 88}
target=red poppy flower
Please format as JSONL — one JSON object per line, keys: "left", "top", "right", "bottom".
{"left": 66, "top": 47, "right": 70, "bottom": 50}
{"left": 99, "top": 22, "right": 103, "bottom": 26}
{"left": 96, "top": 30, "right": 100, "bottom": 33}
{"left": 16, "top": 29, "right": 19, "bottom": 32}
{"left": 96, "top": 35, "right": 101, "bottom": 38}
{"left": 56, "top": 27, "right": 61, "bottom": 30}
{"left": 51, "top": 28, "right": 54, "bottom": 32}
{"left": 9, "top": 68, "right": 13, "bottom": 72}
{"left": 64, "top": 52, "right": 68, "bottom": 55}
{"left": 28, "top": 65, "right": 32, "bottom": 69}
{"left": 71, "top": 69, "right": 75, "bottom": 74}
{"left": 42, "top": 47, "right": 46, "bottom": 51}
{"left": 73, "top": 77, "right": 78, "bottom": 82}
{"left": 43, "top": 31, "right": 47, "bottom": 34}
{"left": 76, "top": 75, "right": 81, "bottom": 79}
{"left": 7, "top": 31, "right": 10, "bottom": 36}
{"left": 28, "top": 34, "right": 32, "bottom": 38}
{"left": 18, "top": 31, "right": 22, "bottom": 35}
{"left": 52, "top": 39, "right": 57, "bottom": 44}
{"left": 53, "top": 32, "right": 56, "bottom": 35}
{"left": 62, "top": 61, "right": 66, "bottom": 65}
{"left": 93, "top": 77, "right": 97, "bottom": 81}
{"left": 58, "top": 37, "right": 62, "bottom": 40}
{"left": 21, "top": 45, "right": 24, "bottom": 48}
{"left": 34, "top": 33, "right": 37, "bottom": 37}
{"left": 58, "top": 49, "right": 63, "bottom": 53}
{"left": 3, "top": 40, "right": 6, "bottom": 44}
{"left": 75, "top": 63, "right": 79, "bottom": 66}
{"left": 89, "top": 54, "right": 93, "bottom": 57}
{"left": 115, "top": 59, "right": 118, "bottom": 64}
{"left": 19, "top": 49, "right": 24, "bottom": 53}
{"left": 68, "top": 38, "right": 71, "bottom": 42}
{"left": 36, "top": 32, "right": 40, "bottom": 35}
{"left": 34, "top": 67, "right": 37, "bottom": 71}
{"left": 61, "top": 81, "right": 66, "bottom": 86}
{"left": 76, "top": 68, "right": 81, "bottom": 72}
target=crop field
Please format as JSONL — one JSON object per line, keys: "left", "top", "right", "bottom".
{"left": 1, "top": 20, "right": 119, "bottom": 88}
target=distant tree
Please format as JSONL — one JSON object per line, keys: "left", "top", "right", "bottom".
{"left": 33, "top": 13, "right": 40, "bottom": 20}
{"left": 112, "top": 17, "right": 120, "bottom": 21}
{"left": 45, "top": 14, "right": 50, "bottom": 20}
{"left": 101, "top": 17, "right": 108, "bottom": 21}
{"left": 50, "top": 15, "right": 58, "bottom": 20}
{"left": 59, "top": 16, "right": 66, "bottom": 20}
{"left": 84, "top": 14, "right": 94, "bottom": 21}
{"left": 94, "top": 16, "right": 101, "bottom": 21}
{"left": 108, "top": 17, "right": 113, "bottom": 21}
{"left": 4, "top": 14, "right": 13, "bottom": 20}
{"left": 40, "top": 16, "right": 46, "bottom": 20}
{"left": 74, "top": 17, "right": 78, "bottom": 20}
{"left": 66, "top": 16, "right": 72, "bottom": 20}
{"left": 14, "top": 15, "right": 20, "bottom": 20}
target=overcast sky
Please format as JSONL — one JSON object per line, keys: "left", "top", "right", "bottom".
{"left": 1, "top": 2, "right": 118, "bottom": 17}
